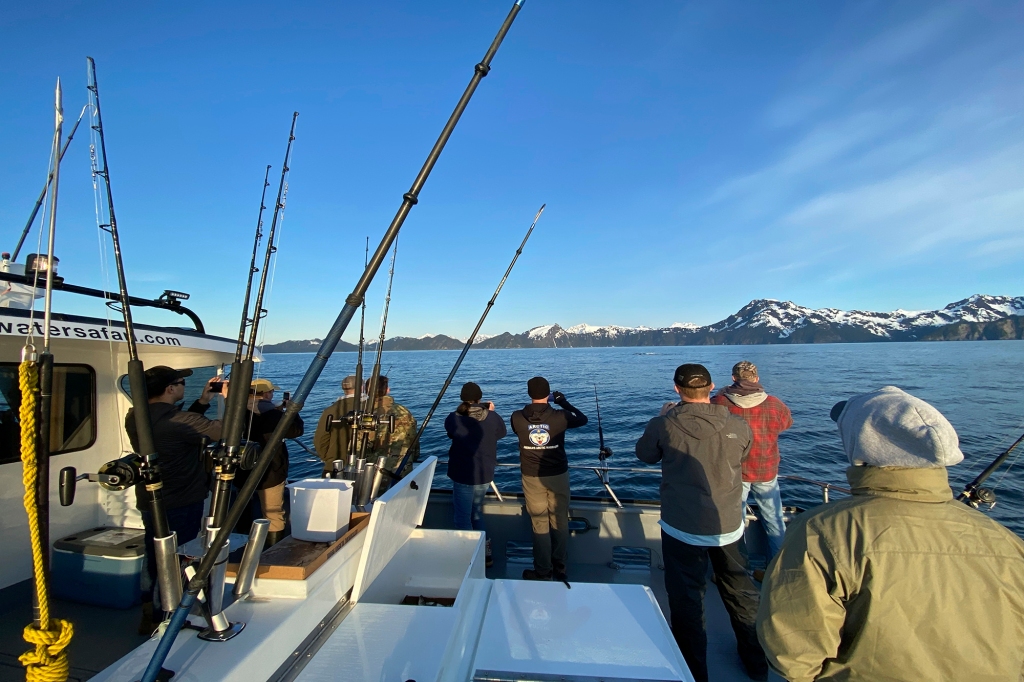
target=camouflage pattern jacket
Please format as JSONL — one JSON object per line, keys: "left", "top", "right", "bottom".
{"left": 314, "top": 394, "right": 418, "bottom": 476}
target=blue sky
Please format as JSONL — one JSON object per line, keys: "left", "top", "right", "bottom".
{"left": 2, "top": 1, "right": 1022, "bottom": 343}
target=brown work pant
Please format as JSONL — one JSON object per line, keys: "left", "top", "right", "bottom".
{"left": 258, "top": 482, "right": 287, "bottom": 532}
{"left": 521, "top": 472, "right": 570, "bottom": 576}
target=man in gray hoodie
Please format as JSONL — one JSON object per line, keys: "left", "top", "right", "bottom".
{"left": 637, "top": 363, "right": 767, "bottom": 682}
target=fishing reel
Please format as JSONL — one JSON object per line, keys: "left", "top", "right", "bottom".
{"left": 963, "top": 486, "right": 997, "bottom": 510}
{"left": 326, "top": 410, "right": 395, "bottom": 437}
{"left": 598, "top": 446, "right": 613, "bottom": 462}
{"left": 203, "top": 439, "right": 262, "bottom": 472}
{"left": 58, "top": 455, "right": 142, "bottom": 506}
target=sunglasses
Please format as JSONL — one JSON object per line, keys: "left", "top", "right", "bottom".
{"left": 169, "top": 380, "right": 186, "bottom": 387}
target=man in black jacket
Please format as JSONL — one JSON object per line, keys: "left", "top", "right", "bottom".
{"left": 636, "top": 364, "right": 767, "bottom": 682}
{"left": 125, "top": 365, "right": 221, "bottom": 632}
{"left": 511, "top": 376, "right": 588, "bottom": 581}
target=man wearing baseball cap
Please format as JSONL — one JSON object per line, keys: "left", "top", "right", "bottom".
{"left": 235, "top": 377, "right": 303, "bottom": 546}
{"left": 125, "top": 365, "right": 222, "bottom": 633}
{"left": 636, "top": 364, "right": 767, "bottom": 682}
{"left": 757, "top": 386, "right": 1024, "bottom": 681}
{"left": 315, "top": 375, "right": 359, "bottom": 475}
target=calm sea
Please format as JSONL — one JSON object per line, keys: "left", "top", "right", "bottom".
{"left": 257, "top": 342, "right": 1024, "bottom": 536}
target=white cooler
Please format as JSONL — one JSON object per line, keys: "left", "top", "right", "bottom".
{"left": 288, "top": 478, "right": 353, "bottom": 542}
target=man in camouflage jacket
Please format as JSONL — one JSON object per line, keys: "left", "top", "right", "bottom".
{"left": 363, "top": 376, "right": 418, "bottom": 478}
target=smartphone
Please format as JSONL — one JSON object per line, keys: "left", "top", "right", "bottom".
{"left": 283, "top": 392, "right": 291, "bottom": 402}
{"left": 210, "top": 381, "right": 224, "bottom": 394}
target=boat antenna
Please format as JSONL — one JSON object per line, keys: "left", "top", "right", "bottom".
{"left": 393, "top": 203, "right": 544, "bottom": 480}
{"left": 142, "top": 3, "right": 526, "bottom": 677}
{"left": 958, "top": 430, "right": 1024, "bottom": 508}
{"left": 87, "top": 55, "right": 181, "bottom": 621}
{"left": 213, "top": 113, "right": 297, "bottom": 535}
{"left": 234, "top": 164, "right": 273, "bottom": 362}
{"left": 354, "top": 236, "right": 369, "bottom": 410}
{"left": 12, "top": 103, "right": 88, "bottom": 262}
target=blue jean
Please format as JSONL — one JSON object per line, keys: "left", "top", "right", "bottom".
{"left": 452, "top": 482, "right": 488, "bottom": 533}
{"left": 742, "top": 477, "right": 786, "bottom": 560}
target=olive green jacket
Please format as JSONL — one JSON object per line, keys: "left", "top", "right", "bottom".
{"left": 313, "top": 395, "right": 418, "bottom": 476}
{"left": 757, "top": 466, "right": 1024, "bottom": 682}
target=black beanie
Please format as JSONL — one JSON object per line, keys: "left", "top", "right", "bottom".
{"left": 527, "top": 376, "right": 550, "bottom": 399}
{"left": 460, "top": 382, "right": 483, "bottom": 402}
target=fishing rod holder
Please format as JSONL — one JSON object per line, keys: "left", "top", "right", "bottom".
{"left": 194, "top": 521, "right": 245, "bottom": 642}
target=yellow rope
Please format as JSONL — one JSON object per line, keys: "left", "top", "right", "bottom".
{"left": 19, "top": 359, "right": 73, "bottom": 682}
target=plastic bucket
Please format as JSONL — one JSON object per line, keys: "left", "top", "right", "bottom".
{"left": 287, "top": 479, "right": 354, "bottom": 542}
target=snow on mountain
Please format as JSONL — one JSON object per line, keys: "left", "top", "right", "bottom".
{"left": 564, "top": 323, "right": 654, "bottom": 337}
{"left": 707, "top": 295, "right": 1024, "bottom": 339}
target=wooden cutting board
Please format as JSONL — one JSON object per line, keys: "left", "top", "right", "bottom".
{"left": 227, "top": 512, "right": 370, "bottom": 581}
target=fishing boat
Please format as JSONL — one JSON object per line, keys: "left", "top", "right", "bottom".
{"left": 5, "top": 3, "right": 1019, "bottom": 682}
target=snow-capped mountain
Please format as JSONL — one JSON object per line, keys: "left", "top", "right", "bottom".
{"left": 262, "top": 295, "right": 1024, "bottom": 352}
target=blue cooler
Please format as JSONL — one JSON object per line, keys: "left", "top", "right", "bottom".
{"left": 52, "top": 526, "right": 146, "bottom": 609}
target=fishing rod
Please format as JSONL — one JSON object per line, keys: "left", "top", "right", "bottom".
{"left": 12, "top": 103, "right": 88, "bottom": 262}
{"left": 392, "top": 203, "right": 544, "bottom": 480}
{"left": 354, "top": 236, "right": 369, "bottom": 410}
{"left": 24, "top": 78, "right": 63, "bottom": 636}
{"left": 354, "top": 240, "right": 400, "bottom": 503}
{"left": 85, "top": 56, "right": 183, "bottom": 617}
{"left": 142, "top": 4, "right": 525, "bottom": 677}
{"left": 958, "top": 430, "right": 1024, "bottom": 508}
{"left": 593, "top": 384, "right": 621, "bottom": 507}
{"left": 234, "top": 165, "right": 273, "bottom": 362}
{"left": 207, "top": 113, "right": 298, "bottom": 601}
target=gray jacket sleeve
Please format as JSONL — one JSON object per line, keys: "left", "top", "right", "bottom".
{"left": 635, "top": 417, "right": 664, "bottom": 464}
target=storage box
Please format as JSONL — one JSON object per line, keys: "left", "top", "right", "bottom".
{"left": 288, "top": 478, "right": 354, "bottom": 542}
{"left": 52, "top": 527, "right": 146, "bottom": 609}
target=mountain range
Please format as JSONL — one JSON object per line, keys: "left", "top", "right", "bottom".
{"left": 262, "top": 294, "right": 1024, "bottom": 353}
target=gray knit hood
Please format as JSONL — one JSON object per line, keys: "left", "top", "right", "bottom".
{"left": 833, "top": 386, "right": 964, "bottom": 468}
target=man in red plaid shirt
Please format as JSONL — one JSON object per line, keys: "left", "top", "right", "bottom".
{"left": 711, "top": 361, "right": 792, "bottom": 560}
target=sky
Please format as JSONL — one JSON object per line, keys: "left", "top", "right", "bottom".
{"left": 2, "top": 1, "right": 1022, "bottom": 344}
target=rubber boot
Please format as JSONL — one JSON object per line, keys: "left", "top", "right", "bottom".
{"left": 265, "top": 530, "right": 286, "bottom": 548}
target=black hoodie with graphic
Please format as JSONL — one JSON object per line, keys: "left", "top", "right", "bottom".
{"left": 511, "top": 398, "right": 588, "bottom": 477}
{"left": 636, "top": 402, "right": 751, "bottom": 536}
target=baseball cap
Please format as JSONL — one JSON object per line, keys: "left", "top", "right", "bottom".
{"left": 251, "top": 378, "right": 282, "bottom": 393}
{"left": 674, "top": 364, "right": 712, "bottom": 389}
{"left": 341, "top": 375, "right": 357, "bottom": 391}
{"left": 144, "top": 365, "right": 192, "bottom": 398}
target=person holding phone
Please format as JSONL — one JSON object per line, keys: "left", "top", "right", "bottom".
{"left": 444, "top": 382, "right": 507, "bottom": 567}
{"left": 510, "top": 376, "right": 588, "bottom": 581}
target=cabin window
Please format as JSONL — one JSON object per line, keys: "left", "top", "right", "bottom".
{"left": 119, "top": 365, "right": 219, "bottom": 406}
{"left": 0, "top": 363, "right": 97, "bottom": 465}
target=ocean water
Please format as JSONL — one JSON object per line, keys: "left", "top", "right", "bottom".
{"left": 257, "top": 342, "right": 1024, "bottom": 536}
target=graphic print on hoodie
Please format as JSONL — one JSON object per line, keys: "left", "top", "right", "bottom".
{"left": 511, "top": 402, "right": 588, "bottom": 477}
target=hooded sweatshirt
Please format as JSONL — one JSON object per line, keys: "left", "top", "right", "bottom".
{"left": 511, "top": 399, "right": 588, "bottom": 477}
{"left": 711, "top": 381, "right": 792, "bottom": 482}
{"left": 444, "top": 404, "right": 508, "bottom": 485}
{"left": 636, "top": 402, "right": 751, "bottom": 536}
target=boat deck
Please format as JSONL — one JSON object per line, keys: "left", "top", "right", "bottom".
{"left": 0, "top": 490, "right": 780, "bottom": 681}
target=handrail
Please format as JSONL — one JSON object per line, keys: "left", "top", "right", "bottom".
{"left": 438, "top": 457, "right": 848, "bottom": 506}
{"left": 0, "top": 271, "right": 204, "bottom": 333}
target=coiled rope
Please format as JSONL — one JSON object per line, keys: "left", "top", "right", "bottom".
{"left": 19, "top": 356, "right": 74, "bottom": 681}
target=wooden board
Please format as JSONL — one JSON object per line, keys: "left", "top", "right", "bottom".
{"left": 227, "top": 512, "right": 370, "bottom": 581}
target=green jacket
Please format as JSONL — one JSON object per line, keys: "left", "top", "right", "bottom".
{"left": 756, "top": 466, "right": 1024, "bottom": 682}
{"left": 313, "top": 395, "right": 418, "bottom": 476}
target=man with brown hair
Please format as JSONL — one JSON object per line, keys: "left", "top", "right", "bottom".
{"left": 711, "top": 360, "right": 792, "bottom": 561}
{"left": 636, "top": 363, "right": 767, "bottom": 682}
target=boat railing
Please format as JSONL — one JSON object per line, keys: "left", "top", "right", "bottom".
{"left": 454, "top": 459, "right": 849, "bottom": 509}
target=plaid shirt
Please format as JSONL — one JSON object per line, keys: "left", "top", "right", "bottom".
{"left": 711, "top": 393, "right": 793, "bottom": 482}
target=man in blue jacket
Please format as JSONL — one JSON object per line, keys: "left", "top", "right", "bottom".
{"left": 445, "top": 382, "right": 507, "bottom": 567}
